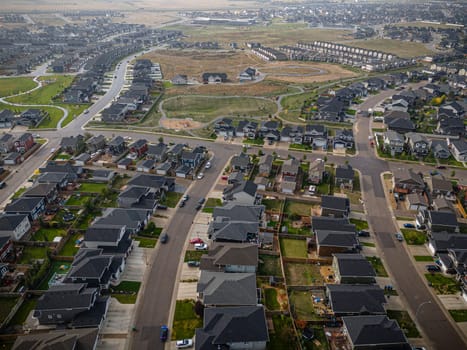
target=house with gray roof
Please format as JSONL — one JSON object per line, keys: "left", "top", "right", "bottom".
{"left": 222, "top": 180, "right": 258, "bottom": 205}
{"left": 199, "top": 242, "right": 258, "bottom": 273}
{"left": 0, "top": 110, "right": 15, "bottom": 129}
{"left": 213, "top": 203, "right": 264, "bottom": 224}
{"left": 208, "top": 218, "right": 259, "bottom": 243}
{"left": 84, "top": 225, "right": 127, "bottom": 249}
{"left": 392, "top": 168, "right": 425, "bottom": 194}
{"left": 258, "top": 154, "right": 273, "bottom": 177}
{"left": 108, "top": 136, "right": 126, "bottom": 156}
{"left": 12, "top": 328, "right": 99, "bottom": 350}
{"left": 405, "top": 132, "right": 430, "bottom": 157}
{"left": 33, "top": 283, "right": 109, "bottom": 328}
{"left": 36, "top": 172, "right": 68, "bottom": 189}
{"left": 5, "top": 197, "right": 45, "bottom": 221}
{"left": 312, "top": 216, "right": 356, "bottom": 232}
{"left": 127, "top": 174, "right": 175, "bottom": 193}
{"left": 428, "top": 233, "right": 467, "bottom": 255}
{"left": 0, "top": 214, "right": 31, "bottom": 240}
{"left": 197, "top": 271, "right": 257, "bottom": 306}
{"left": 60, "top": 135, "right": 85, "bottom": 154}
{"left": 449, "top": 139, "right": 467, "bottom": 162}
{"left": 40, "top": 162, "right": 83, "bottom": 182}
{"left": 342, "top": 315, "right": 410, "bottom": 350}
{"left": 315, "top": 230, "right": 358, "bottom": 257}
{"left": 383, "top": 130, "right": 404, "bottom": 155}
{"left": 146, "top": 143, "right": 168, "bottom": 162}
{"left": 428, "top": 175, "right": 453, "bottom": 198}
{"left": 195, "top": 306, "right": 269, "bottom": 350}
{"left": 431, "top": 139, "right": 450, "bottom": 159}
{"left": 74, "top": 153, "right": 91, "bottom": 166}
{"left": 427, "top": 210, "right": 458, "bottom": 233}
{"left": 23, "top": 183, "right": 58, "bottom": 204}
{"left": 309, "top": 159, "right": 325, "bottom": 185}
{"left": 94, "top": 208, "right": 150, "bottom": 234}
{"left": 321, "top": 195, "right": 350, "bottom": 218}
{"left": 86, "top": 134, "right": 106, "bottom": 153}
{"left": 118, "top": 186, "right": 158, "bottom": 212}
{"left": 332, "top": 253, "right": 376, "bottom": 284}
{"left": 335, "top": 164, "right": 355, "bottom": 190}
{"left": 326, "top": 284, "right": 386, "bottom": 316}
{"left": 230, "top": 153, "right": 251, "bottom": 173}
{"left": 0, "top": 133, "right": 15, "bottom": 153}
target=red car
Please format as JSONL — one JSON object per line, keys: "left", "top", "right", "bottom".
{"left": 190, "top": 237, "right": 204, "bottom": 244}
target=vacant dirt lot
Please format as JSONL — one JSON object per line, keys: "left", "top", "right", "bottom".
{"left": 160, "top": 119, "right": 202, "bottom": 129}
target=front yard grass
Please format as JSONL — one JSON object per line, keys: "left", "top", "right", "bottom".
{"left": 280, "top": 238, "right": 308, "bottom": 258}
{"left": 289, "top": 290, "right": 316, "bottom": 321}
{"left": 284, "top": 263, "right": 323, "bottom": 286}
{"left": 386, "top": 310, "right": 420, "bottom": 338}
{"left": 349, "top": 218, "right": 369, "bottom": 231}
{"left": 361, "top": 242, "right": 376, "bottom": 247}
{"left": 414, "top": 255, "right": 434, "bottom": 262}
{"left": 171, "top": 299, "right": 203, "bottom": 340}
{"left": 18, "top": 246, "right": 49, "bottom": 264}
{"left": 32, "top": 228, "right": 67, "bottom": 242}
{"left": 110, "top": 281, "right": 141, "bottom": 304}
{"left": 184, "top": 250, "right": 205, "bottom": 262}
{"left": 0, "top": 296, "right": 19, "bottom": 324}
{"left": 366, "top": 256, "right": 388, "bottom": 277}
{"left": 161, "top": 191, "right": 183, "bottom": 208}
{"left": 134, "top": 237, "right": 157, "bottom": 248}
{"left": 202, "top": 197, "right": 222, "bottom": 213}
{"left": 449, "top": 310, "right": 467, "bottom": 322}
{"left": 425, "top": 273, "right": 461, "bottom": 294}
{"left": 264, "top": 288, "right": 280, "bottom": 310}
{"left": 258, "top": 254, "right": 282, "bottom": 277}
{"left": 76, "top": 182, "right": 108, "bottom": 193}
{"left": 401, "top": 229, "right": 427, "bottom": 245}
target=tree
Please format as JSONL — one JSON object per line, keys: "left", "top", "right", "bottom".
{"left": 158, "top": 136, "right": 164, "bottom": 144}
{"left": 194, "top": 300, "right": 204, "bottom": 317}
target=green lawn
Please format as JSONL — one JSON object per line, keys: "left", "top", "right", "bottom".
{"left": 289, "top": 290, "right": 316, "bottom": 321}
{"left": 302, "top": 327, "right": 329, "bottom": 350}
{"left": 284, "top": 200, "right": 315, "bottom": 217}
{"left": 161, "top": 191, "right": 183, "bottom": 208}
{"left": 414, "top": 255, "right": 434, "bottom": 262}
{"left": 289, "top": 144, "right": 313, "bottom": 151}
{"left": 280, "top": 238, "right": 308, "bottom": 258}
{"left": 184, "top": 250, "right": 205, "bottom": 262}
{"left": 258, "top": 254, "right": 282, "bottom": 277}
{"left": 8, "top": 297, "right": 38, "bottom": 326}
{"left": 425, "top": 273, "right": 461, "bottom": 294}
{"left": 31, "top": 228, "right": 67, "bottom": 242}
{"left": 349, "top": 218, "right": 369, "bottom": 230}
{"left": 59, "top": 233, "right": 82, "bottom": 256}
{"left": 65, "top": 194, "right": 93, "bottom": 206}
{"left": 386, "top": 310, "right": 420, "bottom": 338}
{"left": 243, "top": 138, "right": 264, "bottom": 146}
{"left": 449, "top": 310, "right": 467, "bottom": 322}
{"left": 12, "top": 187, "right": 27, "bottom": 199}
{"left": 0, "top": 77, "right": 37, "bottom": 97}
{"left": 18, "top": 246, "right": 49, "bottom": 264}
{"left": 262, "top": 199, "right": 283, "bottom": 211}
{"left": 163, "top": 96, "right": 277, "bottom": 123}
{"left": 171, "top": 299, "right": 203, "bottom": 340}
{"left": 202, "top": 198, "right": 222, "bottom": 213}
{"left": 37, "top": 260, "right": 71, "bottom": 290}
{"left": 366, "top": 256, "right": 388, "bottom": 277}
{"left": 110, "top": 281, "right": 141, "bottom": 304}
{"left": 361, "top": 242, "right": 376, "bottom": 247}
{"left": 0, "top": 297, "right": 19, "bottom": 324}
{"left": 112, "top": 294, "right": 138, "bottom": 304}
{"left": 401, "top": 229, "right": 427, "bottom": 245}
{"left": 77, "top": 182, "right": 108, "bottom": 193}
{"left": 7, "top": 75, "right": 73, "bottom": 104}
{"left": 54, "top": 153, "right": 71, "bottom": 160}
{"left": 282, "top": 218, "right": 312, "bottom": 235}
{"left": 264, "top": 288, "right": 280, "bottom": 310}
{"left": 268, "top": 314, "right": 299, "bottom": 350}
{"left": 135, "top": 237, "right": 157, "bottom": 248}
{"left": 284, "top": 263, "right": 323, "bottom": 286}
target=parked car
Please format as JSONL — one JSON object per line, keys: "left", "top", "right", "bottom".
{"left": 195, "top": 203, "right": 202, "bottom": 211}
{"left": 160, "top": 233, "right": 169, "bottom": 244}
{"left": 197, "top": 172, "right": 204, "bottom": 180}
{"left": 176, "top": 339, "right": 193, "bottom": 349}
{"left": 179, "top": 200, "right": 186, "bottom": 208}
{"left": 205, "top": 161, "right": 211, "bottom": 169}
{"left": 426, "top": 265, "right": 441, "bottom": 272}
{"left": 63, "top": 213, "right": 75, "bottom": 222}
{"left": 160, "top": 325, "right": 169, "bottom": 341}
{"left": 436, "top": 165, "right": 446, "bottom": 169}
{"left": 190, "top": 237, "right": 204, "bottom": 244}
{"left": 395, "top": 233, "right": 404, "bottom": 242}
{"left": 403, "top": 223, "right": 415, "bottom": 228}
{"left": 182, "top": 194, "right": 190, "bottom": 202}
{"left": 308, "top": 185, "right": 317, "bottom": 195}
{"left": 357, "top": 230, "right": 370, "bottom": 237}
{"left": 194, "top": 243, "right": 208, "bottom": 250}
{"left": 157, "top": 204, "right": 168, "bottom": 210}
{"left": 198, "top": 198, "right": 205, "bottom": 204}
{"left": 430, "top": 170, "right": 439, "bottom": 176}
{"left": 187, "top": 261, "right": 200, "bottom": 267}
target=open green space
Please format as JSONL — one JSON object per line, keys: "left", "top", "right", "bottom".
{"left": 258, "top": 254, "right": 282, "bottom": 277}
{"left": 65, "top": 194, "right": 93, "bottom": 206}
{"left": 449, "top": 310, "right": 467, "bottom": 322}
{"left": 161, "top": 191, "right": 183, "bottom": 208}
{"left": 289, "top": 290, "right": 316, "bottom": 321}
{"left": 264, "top": 288, "right": 280, "bottom": 311}
{"left": 59, "top": 233, "right": 82, "bottom": 256}
{"left": 366, "top": 256, "right": 388, "bottom": 277}
{"left": 284, "top": 200, "right": 316, "bottom": 217}
{"left": 32, "top": 228, "right": 67, "bottom": 242}
{"left": 347, "top": 39, "right": 434, "bottom": 58}
{"left": 76, "top": 182, "right": 108, "bottom": 193}
{"left": 425, "top": 273, "right": 461, "bottom": 295}
{"left": 37, "top": 260, "right": 71, "bottom": 290}
{"left": 18, "top": 246, "right": 49, "bottom": 264}
{"left": 401, "top": 229, "right": 427, "bottom": 245}
{"left": 163, "top": 96, "right": 277, "bottom": 123}
{"left": 202, "top": 198, "right": 222, "bottom": 213}
{"left": 8, "top": 296, "right": 38, "bottom": 326}
{"left": 284, "top": 263, "right": 323, "bottom": 286}
{"left": 268, "top": 314, "right": 299, "bottom": 350}
{"left": 349, "top": 218, "right": 369, "bottom": 231}
{"left": 280, "top": 238, "right": 308, "bottom": 258}
{"left": 386, "top": 310, "right": 420, "bottom": 338}
{"left": 184, "top": 250, "right": 205, "bottom": 262}
{"left": 0, "top": 296, "right": 19, "bottom": 324}
{"left": 0, "top": 77, "right": 37, "bottom": 97}
{"left": 171, "top": 299, "right": 203, "bottom": 340}
{"left": 135, "top": 236, "right": 157, "bottom": 248}
{"left": 414, "top": 255, "right": 434, "bottom": 262}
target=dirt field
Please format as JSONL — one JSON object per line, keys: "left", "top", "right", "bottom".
{"left": 159, "top": 118, "right": 203, "bottom": 130}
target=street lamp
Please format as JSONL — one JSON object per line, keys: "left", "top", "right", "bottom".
{"left": 415, "top": 300, "right": 432, "bottom": 319}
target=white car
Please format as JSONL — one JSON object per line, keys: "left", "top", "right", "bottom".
{"left": 194, "top": 243, "right": 208, "bottom": 250}
{"left": 308, "top": 185, "right": 317, "bottom": 194}
{"left": 197, "top": 172, "right": 204, "bottom": 180}
{"left": 205, "top": 161, "right": 211, "bottom": 169}
{"left": 176, "top": 339, "right": 193, "bottom": 349}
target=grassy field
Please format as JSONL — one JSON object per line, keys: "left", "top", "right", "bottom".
{"left": 135, "top": 236, "right": 157, "bottom": 248}
{"left": 171, "top": 299, "right": 203, "bottom": 340}
{"left": 202, "top": 198, "right": 222, "bottom": 213}
{"left": 32, "top": 228, "right": 67, "bottom": 242}
{"left": 262, "top": 199, "right": 283, "bottom": 211}
{"left": 289, "top": 290, "right": 316, "bottom": 321}
{"left": 366, "top": 256, "right": 388, "bottom": 277}
{"left": 284, "top": 263, "right": 323, "bottom": 286}
{"left": 66, "top": 194, "right": 93, "bottom": 206}
{"left": 0, "top": 77, "right": 37, "bottom": 97}
{"left": 162, "top": 96, "right": 277, "bottom": 123}
{"left": 425, "top": 273, "right": 460, "bottom": 294}
{"left": 161, "top": 191, "right": 183, "bottom": 208}
{"left": 349, "top": 218, "right": 369, "bottom": 231}
{"left": 264, "top": 288, "right": 280, "bottom": 310}
{"left": 347, "top": 39, "right": 434, "bottom": 58}
{"left": 280, "top": 238, "right": 308, "bottom": 258}
{"left": 258, "top": 254, "right": 282, "bottom": 277}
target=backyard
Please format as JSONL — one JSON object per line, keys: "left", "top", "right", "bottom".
{"left": 284, "top": 200, "right": 317, "bottom": 217}
{"left": 0, "top": 296, "right": 19, "bottom": 324}
{"left": 280, "top": 238, "right": 308, "bottom": 258}
{"left": 31, "top": 228, "right": 67, "bottom": 242}
{"left": 59, "top": 233, "right": 82, "bottom": 256}
{"left": 289, "top": 290, "right": 317, "bottom": 321}
{"left": 284, "top": 263, "right": 324, "bottom": 286}
{"left": 76, "top": 182, "right": 108, "bottom": 193}
{"left": 65, "top": 194, "right": 93, "bottom": 206}
{"left": 264, "top": 288, "right": 281, "bottom": 311}
{"left": 38, "top": 260, "right": 71, "bottom": 290}
{"left": 258, "top": 254, "right": 282, "bottom": 277}
{"left": 18, "top": 246, "right": 49, "bottom": 264}
{"left": 171, "top": 299, "right": 203, "bottom": 340}
{"left": 268, "top": 314, "right": 300, "bottom": 350}
{"left": 7, "top": 296, "right": 38, "bottom": 327}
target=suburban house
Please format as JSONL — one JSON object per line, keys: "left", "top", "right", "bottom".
{"left": 239, "top": 67, "right": 257, "bottom": 81}
{"left": 90, "top": 169, "right": 116, "bottom": 183}
{"left": 437, "top": 118, "right": 465, "bottom": 137}
{"left": 449, "top": 139, "right": 467, "bottom": 162}
{"left": 61, "top": 135, "right": 86, "bottom": 154}
{"left": 137, "top": 159, "right": 155, "bottom": 173}
{"left": 304, "top": 124, "right": 328, "bottom": 148}
{"left": 0, "top": 133, "right": 15, "bottom": 153}
{"left": 12, "top": 329, "right": 99, "bottom": 350}
{"left": 0, "top": 214, "right": 31, "bottom": 240}
{"left": 129, "top": 139, "right": 148, "bottom": 157}
{"left": 334, "top": 129, "right": 354, "bottom": 149}
{"left": 315, "top": 230, "right": 359, "bottom": 257}
{"left": 14, "top": 133, "right": 34, "bottom": 154}
{"left": 23, "top": 183, "right": 58, "bottom": 204}
{"left": 202, "top": 72, "right": 228, "bottom": 84}
{"left": 74, "top": 153, "right": 91, "bottom": 166}
{"left": 406, "top": 193, "right": 428, "bottom": 211}
{"left": 40, "top": 162, "right": 83, "bottom": 182}
{"left": 94, "top": 208, "right": 151, "bottom": 234}
{"left": 0, "top": 110, "right": 15, "bottom": 129}
{"left": 308, "top": 159, "right": 325, "bottom": 184}
{"left": 236, "top": 120, "right": 258, "bottom": 139}
{"left": 195, "top": 306, "right": 269, "bottom": 350}
{"left": 432, "top": 197, "right": 454, "bottom": 212}
{"left": 230, "top": 153, "right": 251, "bottom": 173}
{"left": 281, "top": 125, "right": 304, "bottom": 144}
{"left": 222, "top": 180, "right": 258, "bottom": 205}
{"left": 383, "top": 130, "right": 405, "bottom": 155}
{"left": 18, "top": 109, "right": 44, "bottom": 127}
{"left": 5, "top": 197, "right": 46, "bottom": 221}
{"left": 332, "top": 253, "right": 376, "bottom": 284}
{"left": 86, "top": 134, "right": 106, "bottom": 153}
{"left": 258, "top": 154, "right": 273, "bottom": 177}
{"left": 199, "top": 242, "right": 258, "bottom": 273}
{"left": 326, "top": 284, "right": 386, "bottom": 316}
{"left": 428, "top": 175, "right": 453, "bottom": 198}
{"left": 259, "top": 120, "right": 281, "bottom": 141}
{"left": 431, "top": 140, "right": 451, "bottom": 159}
{"left": 214, "top": 118, "right": 235, "bottom": 137}
{"left": 427, "top": 210, "right": 459, "bottom": 233}
{"left": 172, "top": 74, "right": 188, "bottom": 85}
{"left": 36, "top": 172, "right": 69, "bottom": 189}
{"left": 405, "top": 132, "right": 430, "bottom": 156}
{"left": 84, "top": 225, "right": 133, "bottom": 256}
{"left": 335, "top": 165, "right": 355, "bottom": 190}
{"left": 341, "top": 315, "right": 410, "bottom": 350}
{"left": 181, "top": 149, "right": 203, "bottom": 169}
{"left": 33, "top": 283, "right": 109, "bottom": 328}
{"left": 118, "top": 157, "right": 132, "bottom": 170}
{"left": 208, "top": 218, "right": 259, "bottom": 243}
{"left": 428, "top": 233, "right": 467, "bottom": 255}
{"left": 312, "top": 217, "right": 356, "bottom": 233}
{"left": 392, "top": 168, "right": 425, "bottom": 194}
{"left": 127, "top": 174, "right": 175, "bottom": 194}
{"left": 197, "top": 271, "right": 257, "bottom": 306}
{"left": 4, "top": 152, "right": 23, "bottom": 165}
{"left": 147, "top": 143, "right": 168, "bottom": 162}
{"left": 321, "top": 195, "right": 350, "bottom": 218}
{"left": 108, "top": 136, "right": 126, "bottom": 156}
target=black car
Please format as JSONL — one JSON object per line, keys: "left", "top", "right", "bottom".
{"left": 357, "top": 230, "right": 370, "bottom": 237}
{"left": 187, "top": 260, "right": 200, "bottom": 267}
{"left": 179, "top": 200, "right": 186, "bottom": 208}
{"left": 426, "top": 265, "right": 441, "bottom": 272}
{"left": 160, "top": 233, "right": 168, "bottom": 244}
{"left": 198, "top": 198, "right": 205, "bottom": 204}
{"left": 157, "top": 204, "right": 168, "bottom": 210}
{"left": 195, "top": 203, "right": 202, "bottom": 211}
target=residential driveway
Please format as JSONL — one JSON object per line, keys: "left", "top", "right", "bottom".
{"left": 96, "top": 338, "right": 127, "bottom": 350}
{"left": 121, "top": 245, "right": 147, "bottom": 281}
{"left": 177, "top": 282, "right": 198, "bottom": 300}
{"left": 180, "top": 263, "right": 201, "bottom": 281}
{"left": 439, "top": 295, "right": 467, "bottom": 310}
{"left": 407, "top": 244, "right": 432, "bottom": 256}
{"left": 100, "top": 298, "right": 133, "bottom": 334}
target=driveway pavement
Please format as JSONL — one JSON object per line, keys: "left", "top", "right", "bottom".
{"left": 121, "top": 245, "right": 148, "bottom": 282}
{"left": 100, "top": 298, "right": 133, "bottom": 335}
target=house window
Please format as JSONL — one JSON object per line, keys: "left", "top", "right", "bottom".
{"left": 57, "top": 314, "right": 62, "bottom": 319}
{"left": 48, "top": 315, "right": 52, "bottom": 319}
